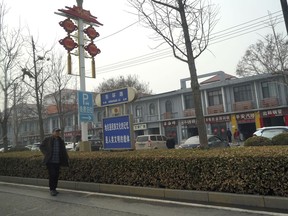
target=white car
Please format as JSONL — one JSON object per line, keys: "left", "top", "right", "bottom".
{"left": 31, "top": 142, "right": 41, "bottom": 151}
{"left": 0, "top": 145, "right": 12, "bottom": 152}
{"left": 65, "top": 142, "right": 75, "bottom": 151}
{"left": 135, "top": 135, "right": 167, "bottom": 150}
{"left": 253, "top": 126, "right": 288, "bottom": 139}
{"left": 178, "top": 135, "right": 229, "bottom": 149}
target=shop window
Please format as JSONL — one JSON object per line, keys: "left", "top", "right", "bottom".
{"left": 211, "top": 123, "right": 227, "bottom": 140}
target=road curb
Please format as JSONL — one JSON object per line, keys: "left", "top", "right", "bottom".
{"left": 1, "top": 175, "right": 287, "bottom": 212}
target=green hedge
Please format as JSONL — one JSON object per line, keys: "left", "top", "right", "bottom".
{"left": 272, "top": 132, "right": 288, "bottom": 145}
{"left": 0, "top": 147, "right": 288, "bottom": 196}
{"left": 244, "top": 136, "right": 272, "bottom": 146}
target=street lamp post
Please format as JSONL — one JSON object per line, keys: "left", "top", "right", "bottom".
{"left": 57, "top": 0, "right": 102, "bottom": 144}
{"left": 77, "top": 0, "right": 88, "bottom": 141}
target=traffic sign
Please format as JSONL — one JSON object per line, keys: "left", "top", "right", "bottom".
{"left": 95, "top": 87, "right": 137, "bottom": 107}
{"left": 78, "top": 91, "right": 94, "bottom": 122}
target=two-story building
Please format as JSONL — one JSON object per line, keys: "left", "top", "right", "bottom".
{"left": 125, "top": 71, "right": 288, "bottom": 144}
{"left": 4, "top": 71, "right": 288, "bottom": 146}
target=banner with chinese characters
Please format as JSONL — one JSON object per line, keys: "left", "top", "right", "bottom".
{"left": 205, "top": 115, "right": 230, "bottom": 123}
{"left": 163, "top": 120, "right": 178, "bottom": 127}
{"left": 235, "top": 112, "right": 255, "bottom": 123}
{"left": 261, "top": 109, "right": 283, "bottom": 117}
{"left": 180, "top": 119, "right": 196, "bottom": 126}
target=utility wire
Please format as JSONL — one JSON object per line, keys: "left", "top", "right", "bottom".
{"left": 98, "top": 12, "right": 283, "bottom": 72}
{"left": 96, "top": 15, "right": 283, "bottom": 74}
{"left": 94, "top": 10, "right": 284, "bottom": 74}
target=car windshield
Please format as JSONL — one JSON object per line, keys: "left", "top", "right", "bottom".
{"left": 262, "top": 129, "right": 286, "bottom": 139}
{"left": 137, "top": 136, "right": 148, "bottom": 142}
{"left": 184, "top": 136, "right": 200, "bottom": 145}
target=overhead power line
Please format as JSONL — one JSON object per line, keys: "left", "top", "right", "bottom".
{"left": 94, "top": 10, "right": 284, "bottom": 74}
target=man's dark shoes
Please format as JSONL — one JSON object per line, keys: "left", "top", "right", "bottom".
{"left": 50, "top": 190, "right": 58, "bottom": 196}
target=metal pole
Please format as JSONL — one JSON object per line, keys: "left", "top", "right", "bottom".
{"left": 77, "top": 0, "right": 88, "bottom": 141}
{"left": 77, "top": 0, "right": 83, "bottom": 7}
{"left": 280, "top": 0, "right": 288, "bottom": 34}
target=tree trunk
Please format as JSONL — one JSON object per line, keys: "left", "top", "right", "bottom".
{"left": 1, "top": 118, "right": 9, "bottom": 152}
{"left": 178, "top": 0, "right": 208, "bottom": 148}
{"left": 32, "top": 37, "right": 45, "bottom": 141}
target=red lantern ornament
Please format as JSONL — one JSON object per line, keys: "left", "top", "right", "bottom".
{"left": 59, "top": 18, "right": 78, "bottom": 34}
{"left": 84, "top": 25, "right": 99, "bottom": 40}
{"left": 59, "top": 36, "right": 78, "bottom": 52}
{"left": 84, "top": 42, "right": 101, "bottom": 57}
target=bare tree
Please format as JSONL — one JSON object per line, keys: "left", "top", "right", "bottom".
{"left": 128, "top": 0, "right": 218, "bottom": 148}
{"left": 46, "top": 52, "right": 74, "bottom": 136}
{"left": 21, "top": 37, "right": 53, "bottom": 142}
{"left": 236, "top": 15, "right": 288, "bottom": 84}
{"left": 96, "top": 74, "right": 152, "bottom": 95}
{"left": 11, "top": 83, "right": 29, "bottom": 147}
{"left": 0, "top": 1, "right": 26, "bottom": 151}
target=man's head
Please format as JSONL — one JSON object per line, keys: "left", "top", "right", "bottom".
{"left": 52, "top": 128, "right": 61, "bottom": 137}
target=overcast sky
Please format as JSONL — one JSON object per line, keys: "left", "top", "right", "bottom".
{"left": 5, "top": 0, "right": 286, "bottom": 94}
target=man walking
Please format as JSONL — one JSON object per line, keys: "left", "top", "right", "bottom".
{"left": 226, "top": 128, "right": 232, "bottom": 145}
{"left": 40, "top": 128, "right": 69, "bottom": 196}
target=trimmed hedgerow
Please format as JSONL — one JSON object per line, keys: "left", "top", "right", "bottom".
{"left": 244, "top": 136, "right": 272, "bottom": 147}
{"left": 272, "top": 132, "right": 288, "bottom": 146}
{"left": 0, "top": 146, "right": 288, "bottom": 197}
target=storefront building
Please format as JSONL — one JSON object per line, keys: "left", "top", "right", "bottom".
{"left": 5, "top": 71, "right": 288, "bottom": 146}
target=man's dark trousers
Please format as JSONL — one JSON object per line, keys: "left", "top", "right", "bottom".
{"left": 47, "top": 163, "right": 60, "bottom": 191}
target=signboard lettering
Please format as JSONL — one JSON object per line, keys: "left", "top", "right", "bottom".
{"left": 103, "top": 115, "right": 132, "bottom": 149}
{"left": 78, "top": 91, "right": 94, "bottom": 122}
{"left": 101, "top": 89, "right": 128, "bottom": 106}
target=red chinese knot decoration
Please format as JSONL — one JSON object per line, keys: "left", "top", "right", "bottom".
{"left": 59, "top": 36, "right": 78, "bottom": 52}
{"left": 84, "top": 25, "right": 99, "bottom": 40}
{"left": 58, "top": 4, "right": 103, "bottom": 78}
{"left": 84, "top": 42, "right": 100, "bottom": 57}
{"left": 59, "top": 18, "right": 78, "bottom": 34}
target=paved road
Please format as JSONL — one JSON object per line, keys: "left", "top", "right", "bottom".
{"left": 0, "top": 182, "right": 286, "bottom": 216}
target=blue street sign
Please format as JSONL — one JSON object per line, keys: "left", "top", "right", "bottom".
{"left": 103, "top": 115, "right": 132, "bottom": 149}
{"left": 100, "top": 88, "right": 128, "bottom": 106}
{"left": 78, "top": 91, "right": 94, "bottom": 122}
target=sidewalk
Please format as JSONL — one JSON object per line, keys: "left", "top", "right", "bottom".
{"left": 0, "top": 175, "right": 287, "bottom": 213}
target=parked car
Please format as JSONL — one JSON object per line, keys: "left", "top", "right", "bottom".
{"left": 25, "top": 144, "right": 33, "bottom": 150}
{"left": 135, "top": 134, "right": 167, "bottom": 150}
{"left": 89, "top": 137, "right": 102, "bottom": 151}
{"left": 75, "top": 137, "right": 102, "bottom": 151}
{"left": 31, "top": 142, "right": 41, "bottom": 151}
{"left": 0, "top": 145, "right": 12, "bottom": 152}
{"left": 253, "top": 126, "right": 288, "bottom": 139}
{"left": 65, "top": 142, "right": 75, "bottom": 151}
{"left": 177, "top": 135, "right": 229, "bottom": 149}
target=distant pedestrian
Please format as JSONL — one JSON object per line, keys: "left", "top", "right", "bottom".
{"left": 166, "top": 137, "right": 176, "bottom": 149}
{"left": 233, "top": 129, "right": 240, "bottom": 145}
{"left": 226, "top": 128, "right": 232, "bottom": 144}
{"left": 39, "top": 128, "right": 69, "bottom": 196}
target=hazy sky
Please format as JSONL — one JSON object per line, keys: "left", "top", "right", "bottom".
{"left": 5, "top": 0, "right": 286, "bottom": 94}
